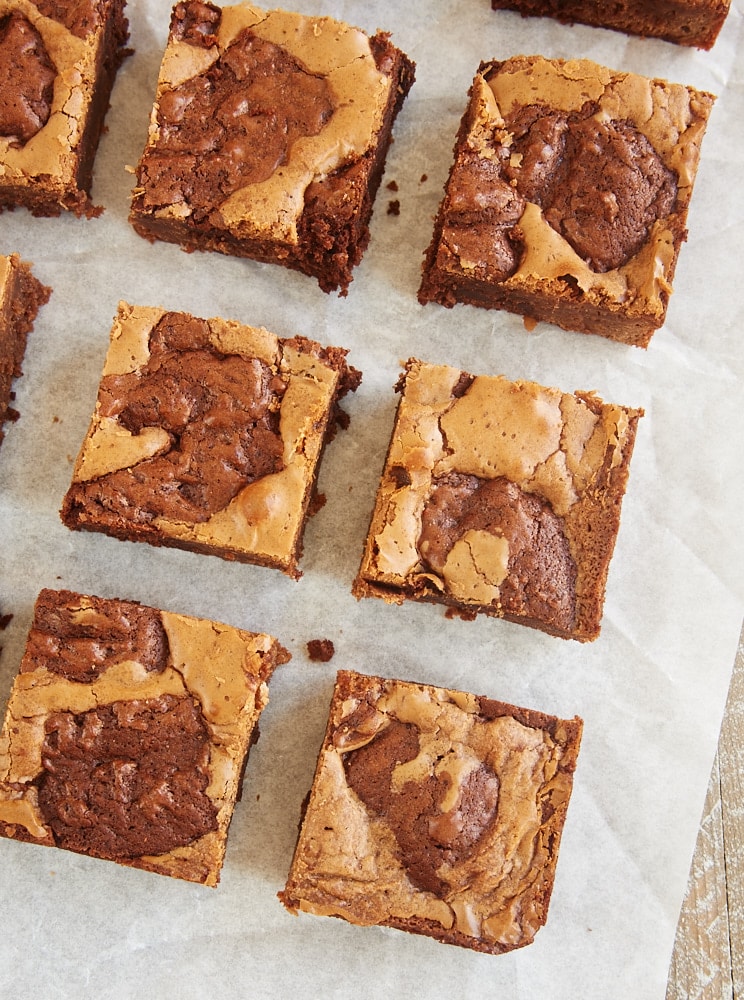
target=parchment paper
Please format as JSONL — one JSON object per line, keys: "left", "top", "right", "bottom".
{"left": 1, "top": 1, "right": 743, "bottom": 997}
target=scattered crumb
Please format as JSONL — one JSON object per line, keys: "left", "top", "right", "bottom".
{"left": 307, "top": 638, "right": 335, "bottom": 662}
{"left": 52, "top": 415, "right": 60, "bottom": 423}
{"left": 307, "top": 492, "right": 327, "bottom": 517}
{"left": 420, "top": 173, "right": 428, "bottom": 183}
{"left": 444, "top": 607, "right": 477, "bottom": 622}
{"left": 0, "top": 613, "right": 12, "bottom": 630}
{"left": 523, "top": 315, "right": 538, "bottom": 332}
{"left": 387, "top": 199, "right": 400, "bottom": 216}
{"left": 386, "top": 179, "right": 399, "bottom": 192}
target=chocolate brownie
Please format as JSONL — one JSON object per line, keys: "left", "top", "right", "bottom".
{"left": 0, "top": 588, "right": 290, "bottom": 884}
{"left": 280, "top": 669, "right": 582, "bottom": 954}
{"left": 129, "top": 1, "right": 415, "bottom": 294}
{"left": 491, "top": 0, "right": 731, "bottom": 50}
{"left": 0, "top": 0, "right": 130, "bottom": 217}
{"left": 0, "top": 253, "right": 51, "bottom": 447}
{"left": 60, "top": 303, "right": 361, "bottom": 577}
{"left": 418, "top": 56, "right": 715, "bottom": 347}
{"left": 353, "top": 360, "right": 643, "bottom": 642}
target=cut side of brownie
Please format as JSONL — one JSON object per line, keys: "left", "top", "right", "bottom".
{"left": 491, "top": 0, "right": 732, "bottom": 50}
{"left": 353, "top": 360, "right": 643, "bottom": 642}
{"left": 0, "top": 0, "right": 131, "bottom": 217}
{"left": 129, "top": 1, "right": 415, "bottom": 294}
{"left": 0, "top": 253, "right": 51, "bottom": 447}
{"left": 0, "top": 588, "right": 290, "bottom": 884}
{"left": 280, "top": 669, "right": 583, "bottom": 954}
{"left": 60, "top": 303, "right": 361, "bottom": 577}
{"left": 418, "top": 56, "right": 715, "bottom": 347}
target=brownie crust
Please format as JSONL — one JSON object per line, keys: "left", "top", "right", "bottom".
{"left": 129, "top": 2, "right": 415, "bottom": 294}
{"left": 0, "top": 588, "right": 290, "bottom": 884}
{"left": 491, "top": 0, "right": 732, "bottom": 50}
{"left": 0, "top": 253, "right": 51, "bottom": 446}
{"left": 60, "top": 303, "right": 361, "bottom": 576}
{"left": 354, "top": 360, "right": 643, "bottom": 642}
{"left": 280, "top": 669, "right": 583, "bottom": 954}
{"left": 418, "top": 56, "right": 715, "bottom": 347}
{"left": 0, "top": 0, "right": 131, "bottom": 217}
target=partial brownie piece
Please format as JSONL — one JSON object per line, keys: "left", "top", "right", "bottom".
{"left": 353, "top": 360, "right": 643, "bottom": 642}
{"left": 0, "top": 588, "right": 290, "bottom": 884}
{"left": 280, "top": 669, "right": 582, "bottom": 954}
{"left": 60, "top": 303, "right": 361, "bottom": 577}
{"left": 0, "top": 253, "right": 51, "bottom": 447}
{"left": 418, "top": 56, "right": 715, "bottom": 348}
{"left": 491, "top": 0, "right": 731, "bottom": 50}
{"left": 129, "top": 1, "right": 415, "bottom": 294}
{"left": 0, "top": 0, "right": 130, "bottom": 217}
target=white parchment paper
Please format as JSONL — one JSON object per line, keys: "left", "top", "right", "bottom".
{"left": 1, "top": 1, "right": 743, "bottom": 997}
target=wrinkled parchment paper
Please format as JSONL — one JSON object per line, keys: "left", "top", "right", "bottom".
{"left": 1, "top": 1, "right": 743, "bottom": 997}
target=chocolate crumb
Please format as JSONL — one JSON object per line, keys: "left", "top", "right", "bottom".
{"left": 386, "top": 180, "right": 399, "bottom": 191}
{"left": 387, "top": 199, "right": 400, "bottom": 216}
{"left": 307, "top": 639, "right": 335, "bottom": 662}
{"left": 420, "top": 173, "right": 428, "bottom": 183}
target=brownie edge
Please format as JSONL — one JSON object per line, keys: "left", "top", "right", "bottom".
{"left": 280, "top": 670, "right": 583, "bottom": 954}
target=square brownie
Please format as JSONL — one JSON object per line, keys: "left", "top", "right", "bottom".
{"left": 490, "top": 0, "right": 731, "bottom": 50}
{"left": 353, "top": 360, "right": 643, "bottom": 642}
{"left": 280, "top": 669, "right": 583, "bottom": 954}
{"left": 0, "top": 0, "right": 130, "bottom": 217}
{"left": 0, "top": 253, "right": 51, "bottom": 447}
{"left": 129, "top": 1, "right": 415, "bottom": 294}
{"left": 418, "top": 56, "right": 715, "bottom": 347}
{"left": 0, "top": 588, "right": 290, "bottom": 884}
{"left": 61, "top": 303, "right": 361, "bottom": 577}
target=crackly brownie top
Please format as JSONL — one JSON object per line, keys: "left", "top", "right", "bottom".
{"left": 439, "top": 56, "right": 714, "bottom": 313}
{"left": 0, "top": 0, "right": 113, "bottom": 182}
{"left": 135, "top": 1, "right": 394, "bottom": 243}
{"left": 0, "top": 588, "right": 286, "bottom": 866}
{"left": 63, "top": 303, "right": 357, "bottom": 569}
{"left": 0, "top": 11, "right": 56, "bottom": 145}
{"left": 357, "top": 360, "right": 640, "bottom": 636}
{"left": 76, "top": 309, "right": 287, "bottom": 525}
{"left": 283, "top": 670, "right": 582, "bottom": 951}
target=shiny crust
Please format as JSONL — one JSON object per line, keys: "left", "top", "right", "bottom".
{"left": 280, "top": 669, "right": 582, "bottom": 954}
{"left": 0, "top": 588, "right": 290, "bottom": 884}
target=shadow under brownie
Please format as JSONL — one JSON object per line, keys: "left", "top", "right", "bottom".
{"left": 353, "top": 359, "right": 643, "bottom": 641}
{"left": 418, "top": 56, "right": 715, "bottom": 347}
{"left": 280, "top": 669, "right": 583, "bottom": 954}
{"left": 0, "top": 0, "right": 130, "bottom": 217}
{"left": 61, "top": 303, "right": 361, "bottom": 577}
{"left": 129, "top": 1, "right": 415, "bottom": 294}
{"left": 0, "top": 588, "right": 290, "bottom": 884}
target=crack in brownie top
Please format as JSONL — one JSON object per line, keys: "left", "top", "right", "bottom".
{"left": 138, "top": 2, "right": 336, "bottom": 222}
{"left": 343, "top": 715, "right": 501, "bottom": 897}
{"left": 37, "top": 693, "right": 218, "bottom": 860}
{"left": 81, "top": 310, "right": 287, "bottom": 524}
{"left": 33, "top": 0, "right": 101, "bottom": 38}
{"left": 22, "top": 590, "right": 169, "bottom": 683}
{"left": 418, "top": 473, "right": 577, "bottom": 629}
{"left": 0, "top": 11, "right": 56, "bottom": 145}
{"left": 501, "top": 104, "right": 678, "bottom": 272}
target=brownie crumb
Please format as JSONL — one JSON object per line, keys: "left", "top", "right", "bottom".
{"left": 307, "top": 639, "right": 335, "bottom": 662}
{"left": 0, "top": 613, "right": 12, "bottom": 630}
{"left": 420, "top": 174, "right": 428, "bottom": 183}
{"left": 387, "top": 199, "right": 400, "bottom": 216}
{"left": 386, "top": 180, "right": 399, "bottom": 191}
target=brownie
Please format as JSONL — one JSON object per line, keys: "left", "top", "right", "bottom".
{"left": 491, "top": 0, "right": 731, "bottom": 50}
{"left": 418, "top": 56, "right": 715, "bottom": 348}
{"left": 353, "top": 360, "right": 643, "bottom": 642}
{"left": 129, "top": 1, "right": 415, "bottom": 295}
{"left": 0, "top": 588, "right": 290, "bottom": 884}
{"left": 0, "top": 253, "right": 51, "bottom": 447}
{"left": 0, "top": 0, "right": 130, "bottom": 217}
{"left": 280, "top": 669, "right": 582, "bottom": 954}
{"left": 60, "top": 303, "right": 361, "bottom": 577}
